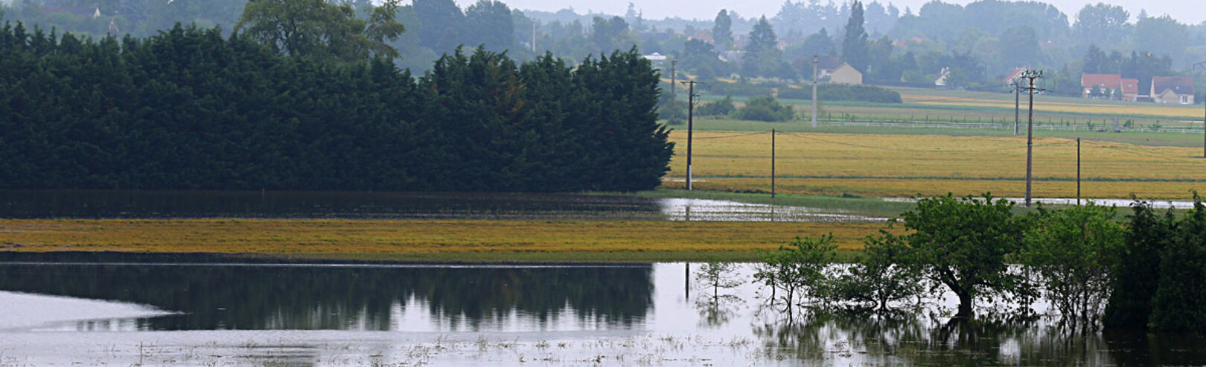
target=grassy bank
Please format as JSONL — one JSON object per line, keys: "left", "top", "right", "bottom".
{"left": 0, "top": 219, "right": 889, "bottom": 262}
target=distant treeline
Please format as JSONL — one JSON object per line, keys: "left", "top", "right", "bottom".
{"left": 0, "top": 23, "right": 673, "bottom": 192}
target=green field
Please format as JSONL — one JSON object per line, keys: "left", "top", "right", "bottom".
{"left": 679, "top": 85, "right": 1206, "bottom": 139}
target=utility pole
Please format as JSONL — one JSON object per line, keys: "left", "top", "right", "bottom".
{"left": 1077, "top": 137, "right": 1081, "bottom": 205}
{"left": 670, "top": 60, "right": 677, "bottom": 102}
{"left": 812, "top": 54, "right": 819, "bottom": 128}
{"left": 1196, "top": 62, "right": 1206, "bottom": 158}
{"left": 1014, "top": 78, "right": 1021, "bottom": 135}
{"left": 771, "top": 129, "right": 776, "bottom": 199}
{"left": 1022, "top": 70, "right": 1043, "bottom": 207}
{"left": 682, "top": 80, "right": 698, "bottom": 190}
{"left": 532, "top": 21, "right": 537, "bottom": 52}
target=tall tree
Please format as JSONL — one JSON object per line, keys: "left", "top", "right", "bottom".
{"left": 841, "top": 0, "right": 869, "bottom": 72}
{"left": 464, "top": 0, "right": 513, "bottom": 53}
{"left": 712, "top": 9, "right": 733, "bottom": 49}
{"left": 590, "top": 16, "right": 631, "bottom": 54}
{"left": 1082, "top": 44, "right": 1110, "bottom": 73}
{"left": 1134, "top": 15, "right": 1190, "bottom": 65}
{"left": 235, "top": 0, "right": 404, "bottom": 63}
{"left": 999, "top": 25, "right": 1041, "bottom": 67}
{"left": 1074, "top": 3, "right": 1130, "bottom": 46}
{"left": 413, "top": 0, "right": 465, "bottom": 53}
{"left": 746, "top": 15, "right": 777, "bottom": 52}
{"left": 743, "top": 16, "right": 793, "bottom": 79}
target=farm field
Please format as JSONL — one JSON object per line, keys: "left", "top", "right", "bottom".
{"left": 663, "top": 130, "right": 1206, "bottom": 199}
{"left": 0, "top": 219, "right": 884, "bottom": 262}
{"left": 687, "top": 84, "right": 1206, "bottom": 132}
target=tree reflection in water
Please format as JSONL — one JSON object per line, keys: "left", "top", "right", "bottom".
{"left": 742, "top": 299, "right": 1206, "bottom": 366}
{"left": 0, "top": 260, "right": 653, "bottom": 331}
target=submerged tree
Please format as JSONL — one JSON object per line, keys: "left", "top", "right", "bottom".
{"left": 1148, "top": 195, "right": 1206, "bottom": 333}
{"left": 830, "top": 228, "right": 925, "bottom": 312}
{"left": 1021, "top": 203, "right": 1123, "bottom": 331}
{"left": 1103, "top": 199, "right": 1174, "bottom": 329}
{"left": 696, "top": 260, "right": 743, "bottom": 305}
{"left": 754, "top": 235, "right": 837, "bottom": 321}
{"left": 899, "top": 194, "right": 1028, "bottom": 319}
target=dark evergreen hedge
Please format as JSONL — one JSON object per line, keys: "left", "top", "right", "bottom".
{"left": 0, "top": 23, "right": 673, "bottom": 192}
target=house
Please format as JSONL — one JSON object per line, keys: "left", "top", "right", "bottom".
{"left": 718, "top": 50, "right": 745, "bottom": 64}
{"left": 1151, "top": 77, "right": 1194, "bottom": 104}
{"left": 935, "top": 67, "right": 951, "bottom": 87}
{"left": 1081, "top": 73, "right": 1122, "bottom": 99}
{"left": 1003, "top": 68, "right": 1027, "bottom": 88}
{"left": 1121, "top": 78, "right": 1139, "bottom": 102}
{"left": 642, "top": 52, "right": 667, "bottom": 62}
{"left": 816, "top": 56, "right": 842, "bottom": 79}
{"left": 642, "top": 52, "right": 667, "bottom": 70}
{"left": 830, "top": 62, "right": 863, "bottom": 85}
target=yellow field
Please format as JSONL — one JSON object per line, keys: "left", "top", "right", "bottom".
{"left": 0, "top": 219, "right": 887, "bottom": 262}
{"left": 667, "top": 131, "right": 1206, "bottom": 199}
{"left": 901, "top": 91, "right": 1205, "bottom": 120}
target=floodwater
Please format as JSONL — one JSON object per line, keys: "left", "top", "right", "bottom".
{"left": 0, "top": 190, "right": 882, "bottom": 222}
{"left": 1, "top": 258, "right": 1204, "bottom": 366}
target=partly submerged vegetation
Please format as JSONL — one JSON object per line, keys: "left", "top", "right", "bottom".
{"left": 751, "top": 193, "right": 1206, "bottom": 333}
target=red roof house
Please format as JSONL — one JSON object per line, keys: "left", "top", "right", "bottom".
{"left": 1121, "top": 78, "right": 1139, "bottom": 102}
{"left": 1081, "top": 73, "right": 1122, "bottom": 99}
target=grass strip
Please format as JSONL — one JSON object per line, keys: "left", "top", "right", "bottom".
{"left": 0, "top": 219, "right": 889, "bottom": 263}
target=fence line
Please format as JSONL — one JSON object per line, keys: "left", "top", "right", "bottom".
{"left": 811, "top": 119, "right": 1205, "bottom": 134}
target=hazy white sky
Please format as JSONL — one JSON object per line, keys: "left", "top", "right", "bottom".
{"left": 450, "top": 0, "right": 1206, "bottom": 25}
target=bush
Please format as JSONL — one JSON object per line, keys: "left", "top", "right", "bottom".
{"left": 1148, "top": 195, "right": 1206, "bottom": 333}
{"left": 696, "top": 95, "right": 735, "bottom": 117}
{"left": 733, "top": 96, "right": 794, "bottom": 122}
{"left": 829, "top": 228, "right": 925, "bottom": 312}
{"left": 701, "top": 81, "right": 773, "bottom": 97}
{"left": 1021, "top": 203, "right": 1123, "bottom": 331}
{"left": 754, "top": 235, "right": 837, "bottom": 319}
{"left": 776, "top": 83, "right": 902, "bottom": 103}
{"left": 659, "top": 99, "right": 688, "bottom": 123}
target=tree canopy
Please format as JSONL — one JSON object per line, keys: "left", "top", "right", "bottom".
{"left": 0, "top": 23, "right": 673, "bottom": 192}
{"left": 235, "top": 0, "right": 404, "bottom": 64}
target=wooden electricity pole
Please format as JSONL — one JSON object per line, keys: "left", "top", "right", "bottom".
{"left": 1014, "top": 78, "right": 1021, "bottom": 136}
{"left": 771, "top": 129, "right": 776, "bottom": 199}
{"left": 682, "top": 80, "right": 697, "bottom": 190}
{"left": 812, "top": 54, "right": 819, "bottom": 128}
{"left": 1022, "top": 70, "right": 1043, "bottom": 207}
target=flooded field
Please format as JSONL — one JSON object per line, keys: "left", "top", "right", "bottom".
{"left": 0, "top": 190, "right": 883, "bottom": 222}
{"left": 1, "top": 258, "right": 1204, "bottom": 366}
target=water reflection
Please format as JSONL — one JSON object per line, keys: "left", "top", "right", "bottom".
{"left": 0, "top": 261, "right": 652, "bottom": 332}
{"left": 1, "top": 260, "right": 1206, "bottom": 366}
{"left": 0, "top": 190, "right": 666, "bottom": 220}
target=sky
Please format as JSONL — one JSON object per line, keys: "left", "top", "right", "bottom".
{"left": 451, "top": 0, "right": 1206, "bottom": 26}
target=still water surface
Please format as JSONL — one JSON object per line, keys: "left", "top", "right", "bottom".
{"left": 1, "top": 258, "right": 1204, "bottom": 366}
{"left": 0, "top": 190, "right": 880, "bottom": 222}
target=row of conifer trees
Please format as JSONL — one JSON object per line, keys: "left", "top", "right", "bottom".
{"left": 0, "top": 23, "right": 674, "bottom": 192}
